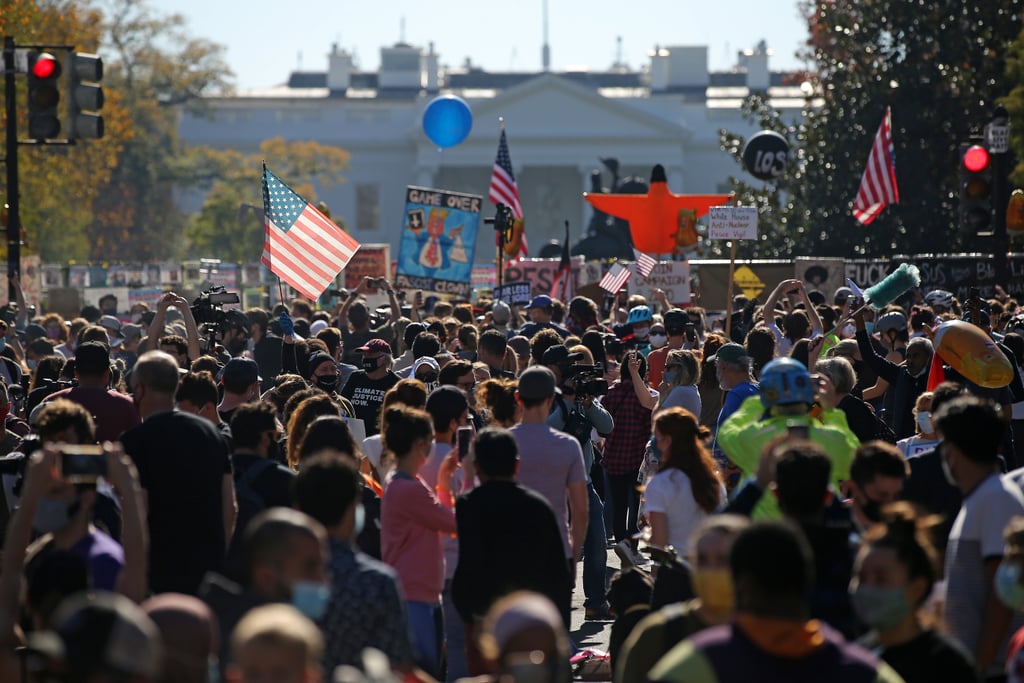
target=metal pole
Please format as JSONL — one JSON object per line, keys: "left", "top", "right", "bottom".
{"left": 3, "top": 37, "right": 19, "bottom": 303}
{"left": 989, "top": 106, "right": 1010, "bottom": 288}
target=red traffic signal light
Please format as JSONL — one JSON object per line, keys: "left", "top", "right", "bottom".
{"left": 963, "top": 145, "right": 990, "bottom": 173}
{"left": 31, "top": 52, "right": 61, "bottom": 80}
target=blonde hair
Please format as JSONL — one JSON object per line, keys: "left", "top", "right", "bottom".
{"left": 231, "top": 604, "right": 323, "bottom": 665}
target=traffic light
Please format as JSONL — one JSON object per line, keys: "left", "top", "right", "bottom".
{"left": 69, "top": 52, "right": 104, "bottom": 139}
{"left": 959, "top": 143, "right": 993, "bottom": 234}
{"left": 27, "top": 51, "right": 62, "bottom": 140}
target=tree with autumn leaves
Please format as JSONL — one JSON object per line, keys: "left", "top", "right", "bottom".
{"left": 718, "top": 0, "right": 1023, "bottom": 259}
{"left": 0, "top": 0, "right": 350, "bottom": 263}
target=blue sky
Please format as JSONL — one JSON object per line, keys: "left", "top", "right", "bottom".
{"left": 155, "top": 0, "right": 810, "bottom": 89}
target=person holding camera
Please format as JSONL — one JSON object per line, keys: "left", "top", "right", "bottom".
{"left": 144, "top": 292, "right": 202, "bottom": 364}
{"left": 543, "top": 344, "right": 615, "bottom": 620}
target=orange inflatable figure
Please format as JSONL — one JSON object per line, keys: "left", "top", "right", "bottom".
{"left": 584, "top": 164, "right": 732, "bottom": 255}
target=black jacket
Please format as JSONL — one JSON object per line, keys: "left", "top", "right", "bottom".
{"left": 452, "top": 480, "right": 570, "bottom": 625}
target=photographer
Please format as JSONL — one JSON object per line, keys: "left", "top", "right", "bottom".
{"left": 145, "top": 292, "right": 202, "bottom": 364}
{"left": 542, "top": 344, "right": 615, "bottom": 619}
{"left": 336, "top": 276, "right": 401, "bottom": 366}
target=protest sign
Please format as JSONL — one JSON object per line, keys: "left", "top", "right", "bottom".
{"left": 343, "top": 244, "right": 391, "bottom": 292}
{"left": 501, "top": 257, "right": 585, "bottom": 297}
{"left": 708, "top": 206, "right": 759, "bottom": 241}
{"left": 493, "top": 281, "right": 533, "bottom": 306}
{"left": 395, "top": 186, "right": 482, "bottom": 298}
{"left": 628, "top": 261, "right": 691, "bottom": 306}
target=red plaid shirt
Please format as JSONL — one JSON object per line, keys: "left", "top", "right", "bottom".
{"left": 600, "top": 380, "right": 653, "bottom": 475}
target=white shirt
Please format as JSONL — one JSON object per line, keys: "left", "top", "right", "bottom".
{"left": 643, "top": 468, "right": 723, "bottom": 553}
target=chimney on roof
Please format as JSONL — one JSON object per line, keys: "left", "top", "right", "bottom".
{"left": 327, "top": 42, "right": 354, "bottom": 94}
{"left": 742, "top": 40, "right": 771, "bottom": 91}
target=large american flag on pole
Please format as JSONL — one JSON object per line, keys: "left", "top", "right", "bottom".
{"left": 852, "top": 107, "right": 899, "bottom": 225}
{"left": 261, "top": 164, "right": 360, "bottom": 300}
{"left": 489, "top": 125, "right": 528, "bottom": 257}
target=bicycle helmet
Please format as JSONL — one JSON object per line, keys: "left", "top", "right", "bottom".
{"left": 627, "top": 305, "right": 653, "bottom": 325}
{"left": 875, "top": 311, "right": 907, "bottom": 335}
{"left": 759, "top": 357, "right": 815, "bottom": 409}
{"left": 924, "top": 290, "right": 954, "bottom": 310}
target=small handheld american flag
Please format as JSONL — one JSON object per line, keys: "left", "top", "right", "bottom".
{"left": 599, "top": 263, "right": 633, "bottom": 294}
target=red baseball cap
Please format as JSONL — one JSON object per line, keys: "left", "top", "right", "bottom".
{"left": 356, "top": 338, "right": 392, "bottom": 354}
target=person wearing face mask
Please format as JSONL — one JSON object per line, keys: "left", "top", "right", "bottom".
{"left": 854, "top": 308, "right": 933, "bottom": 439}
{"left": 647, "top": 309, "right": 689, "bottom": 387}
{"left": 896, "top": 392, "right": 940, "bottom": 457}
{"left": 650, "top": 520, "right": 904, "bottom": 683}
{"left": 997, "top": 517, "right": 1024, "bottom": 682}
{"left": 217, "top": 357, "right": 262, "bottom": 425}
{"left": 340, "top": 338, "right": 400, "bottom": 437}
{"left": 937, "top": 396, "right": 1024, "bottom": 678}
{"left": 616, "top": 515, "right": 749, "bottom": 683}
{"left": 847, "top": 442, "right": 909, "bottom": 533}
{"left": 707, "top": 343, "right": 759, "bottom": 479}
{"left": 337, "top": 276, "right": 401, "bottom": 367}
{"left": 851, "top": 503, "right": 981, "bottom": 683}
{"left": 413, "top": 356, "right": 442, "bottom": 393}
{"left": 380, "top": 405, "right": 458, "bottom": 678}
{"left": 293, "top": 453, "right": 415, "bottom": 675}
{"left": 648, "top": 323, "right": 668, "bottom": 351}
{"left": 623, "top": 305, "right": 654, "bottom": 357}
{"left": 200, "top": 508, "right": 331, "bottom": 678}
{"left": 306, "top": 352, "right": 356, "bottom": 414}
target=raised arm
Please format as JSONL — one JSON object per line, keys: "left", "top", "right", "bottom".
{"left": 168, "top": 293, "right": 202, "bottom": 362}
{"left": 795, "top": 281, "right": 823, "bottom": 334}
{"left": 626, "top": 352, "right": 658, "bottom": 410}
{"left": 337, "top": 277, "right": 370, "bottom": 329}
{"left": 9, "top": 276, "right": 28, "bottom": 329}
{"left": 106, "top": 444, "right": 148, "bottom": 602}
{"left": 853, "top": 308, "right": 900, "bottom": 383}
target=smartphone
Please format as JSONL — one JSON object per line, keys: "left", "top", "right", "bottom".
{"left": 60, "top": 445, "right": 106, "bottom": 484}
{"left": 457, "top": 426, "right": 473, "bottom": 461}
{"left": 685, "top": 323, "right": 697, "bottom": 344}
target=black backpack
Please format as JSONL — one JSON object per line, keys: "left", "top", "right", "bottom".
{"left": 234, "top": 458, "right": 277, "bottom": 522}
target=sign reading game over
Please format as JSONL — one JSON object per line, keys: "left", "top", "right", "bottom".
{"left": 396, "top": 187, "right": 482, "bottom": 298}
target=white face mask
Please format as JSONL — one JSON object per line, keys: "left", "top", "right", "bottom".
{"left": 841, "top": 324, "right": 856, "bottom": 338}
{"left": 649, "top": 333, "right": 668, "bottom": 349}
{"left": 916, "top": 410, "right": 933, "bottom": 434}
{"left": 633, "top": 326, "right": 650, "bottom": 340}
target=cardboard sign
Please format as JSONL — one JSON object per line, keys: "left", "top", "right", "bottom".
{"left": 501, "top": 257, "right": 585, "bottom": 297}
{"left": 396, "top": 186, "right": 482, "bottom": 298}
{"left": 628, "top": 261, "right": 691, "bottom": 306}
{"left": 708, "top": 206, "right": 758, "bottom": 241}
{"left": 343, "top": 243, "right": 391, "bottom": 291}
{"left": 493, "top": 281, "right": 532, "bottom": 306}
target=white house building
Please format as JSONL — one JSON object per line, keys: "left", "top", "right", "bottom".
{"left": 177, "top": 40, "right": 809, "bottom": 258}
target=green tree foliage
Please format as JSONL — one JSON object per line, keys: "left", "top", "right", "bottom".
{"left": 1004, "top": 25, "right": 1024, "bottom": 187}
{"left": 0, "top": 0, "right": 130, "bottom": 262}
{"left": 184, "top": 138, "right": 351, "bottom": 263}
{"left": 89, "top": 0, "right": 234, "bottom": 261}
{"left": 719, "top": 0, "right": 1022, "bottom": 258}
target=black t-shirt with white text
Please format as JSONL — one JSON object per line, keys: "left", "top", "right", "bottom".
{"left": 340, "top": 370, "right": 400, "bottom": 436}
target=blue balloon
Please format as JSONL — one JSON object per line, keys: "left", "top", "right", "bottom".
{"left": 422, "top": 95, "right": 473, "bottom": 148}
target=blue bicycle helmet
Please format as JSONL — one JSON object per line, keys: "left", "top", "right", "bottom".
{"left": 759, "top": 357, "right": 815, "bottom": 409}
{"left": 627, "top": 305, "right": 653, "bottom": 325}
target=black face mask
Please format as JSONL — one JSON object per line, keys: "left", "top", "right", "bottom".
{"left": 315, "top": 374, "right": 339, "bottom": 392}
{"left": 226, "top": 336, "right": 247, "bottom": 356}
{"left": 362, "top": 357, "right": 380, "bottom": 372}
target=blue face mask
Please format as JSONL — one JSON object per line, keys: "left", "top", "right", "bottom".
{"left": 662, "top": 369, "right": 679, "bottom": 384}
{"left": 291, "top": 581, "right": 330, "bottom": 621}
{"left": 850, "top": 584, "right": 912, "bottom": 632}
{"left": 996, "top": 562, "right": 1024, "bottom": 610}
{"left": 864, "top": 322, "right": 875, "bottom": 335}
{"left": 27, "top": 358, "right": 37, "bottom": 372}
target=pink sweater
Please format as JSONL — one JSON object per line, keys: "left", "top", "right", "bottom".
{"left": 381, "top": 473, "right": 457, "bottom": 603}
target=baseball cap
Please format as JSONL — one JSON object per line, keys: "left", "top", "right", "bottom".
{"left": 356, "top": 338, "right": 392, "bottom": 354}
{"left": 528, "top": 295, "right": 553, "bottom": 310}
{"left": 99, "top": 315, "right": 124, "bottom": 347}
{"left": 541, "top": 344, "right": 583, "bottom": 367}
{"left": 75, "top": 341, "right": 112, "bottom": 376}
{"left": 833, "top": 286, "right": 854, "bottom": 304}
{"left": 663, "top": 309, "right": 687, "bottom": 332}
{"left": 309, "top": 320, "right": 328, "bottom": 336}
{"left": 412, "top": 356, "right": 441, "bottom": 378}
{"left": 121, "top": 323, "right": 144, "bottom": 343}
{"left": 220, "top": 357, "right": 261, "bottom": 386}
{"left": 706, "top": 342, "right": 750, "bottom": 364}
{"left": 306, "top": 352, "right": 336, "bottom": 375}
{"left": 24, "top": 323, "right": 47, "bottom": 342}
{"left": 517, "top": 366, "right": 557, "bottom": 400}
{"left": 26, "top": 591, "right": 163, "bottom": 680}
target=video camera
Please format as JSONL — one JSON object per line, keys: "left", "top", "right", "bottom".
{"left": 191, "top": 286, "right": 241, "bottom": 340}
{"left": 565, "top": 363, "right": 609, "bottom": 396}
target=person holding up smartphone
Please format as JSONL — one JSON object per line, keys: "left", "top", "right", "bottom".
{"left": 762, "top": 279, "right": 824, "bottom": 358}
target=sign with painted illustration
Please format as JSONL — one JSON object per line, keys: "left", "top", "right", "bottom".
{"left": 395, "top": 186, "right": 481, "bottom": 298}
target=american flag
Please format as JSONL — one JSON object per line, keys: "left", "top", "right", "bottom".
{"left": 489, "top": 127, "right": 528, "bottom": 257}
{"left": 852, "top": 107, "right": 899, "bottom": 225}
{"left": 550, "top": 222, "right": 573, "bottom": 302}
{"left": 599, "top": 262, "right": 632, "bottom": 294}
{"left": 261, "top": 165, "right": 360, "bottom": 300}
{"left": 632, "top": 248, "right": 658, "bottom": 278}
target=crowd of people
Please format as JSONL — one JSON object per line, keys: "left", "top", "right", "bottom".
{"left": 0, "top": 273, "right": 1022, "bottom": 683}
